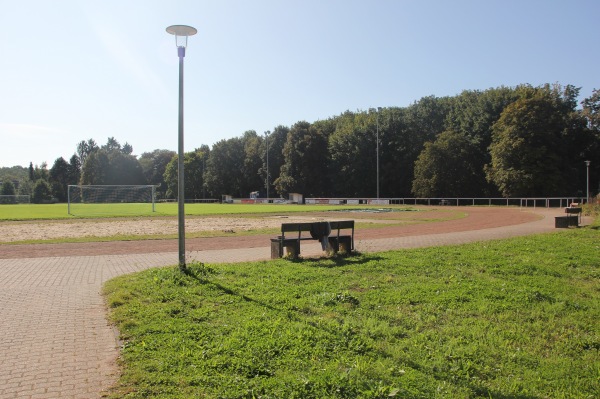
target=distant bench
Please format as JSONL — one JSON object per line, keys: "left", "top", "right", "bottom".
{"left": 270, "top": 220, "right": 355, "bottom": 259}
{"left": 555, "top": 206, "right": 582, "bottom": 228}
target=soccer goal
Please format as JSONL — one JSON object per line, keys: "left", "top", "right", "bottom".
{"left": 67, "top": 185, "right": 156, "bottom": 216}
{"left": 0, "top": 195, "right": 30, "bottom": 204}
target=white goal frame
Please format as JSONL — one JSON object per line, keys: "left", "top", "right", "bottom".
{"left": 67, "top": 185, "right": 156, "bottom": 214}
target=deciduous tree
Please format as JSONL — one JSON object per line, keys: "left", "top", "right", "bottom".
{"left": 486, "top": 87, "right": 582, "bottom": 196}
{"left": 412, "top": 131, "right": 485, "bottom": 197}
{"left": 140, "top": 149, "right": 176, "bottom": 198}
{"left": 49, "top": 157, "right": 70, "bottom": 201}
{"left": 275, "top": 121, "right": 331, "bottom": 197}
{"left": 1, "top": 180, "right": 16, "bottom": 196}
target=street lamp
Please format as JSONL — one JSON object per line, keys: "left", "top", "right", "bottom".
{"left": 585, "top": 160, "right": 591, "bottom": 204}
{"left": 376, "top": 107, "right": 382, "bottom": 199}
{"left": 264, "top": 131, "right": 270, "bottom": 200}
{"left": 166, "top": 24, "right": 197, "bottom": 271}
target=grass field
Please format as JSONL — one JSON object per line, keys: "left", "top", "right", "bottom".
{"left": 104, "top": 224, "right": 600, "bottom": 398}
{"left": 0, "top": 203, "right": 418, "bottom": 221}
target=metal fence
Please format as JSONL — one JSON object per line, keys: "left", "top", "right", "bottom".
{"left": 305, "top": 197, "right": 590, "bottom": 208}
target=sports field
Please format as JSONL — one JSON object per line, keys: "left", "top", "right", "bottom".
{"left": 0, "top": 203, "right": 468, "bottom": 245}
{"left": 0, "top": 203, "right": 418, "bottom": 221}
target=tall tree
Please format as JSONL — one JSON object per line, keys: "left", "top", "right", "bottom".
{"left": 76, "top": 138, "right": 98, "bottom": 166}
{"left": 241, "top": 131, "right": 264, "bottom": 197}
{"left": 166, "top": 148, "right": 210, "bottom": 199}
{"left": 102, "top": 137, "right": 121, "bottom": 153}
{"left": 139, "top": 149, "right": 177, "bottom": 198}
{"left": 49, "top": 157, "right": 70, "bottom": 201}
{"left": 68, "top": 154, "right": 81, "bottom": 185}
{"left": 80, "top": 151, "right": 109, "bottom": 185}
{"left": 105, "top": 151, "right": 145, "bottom": 185}
{"left": 443, "top": 87, "right": 520, "bottom": 196}
{"left": 581, "top": 88, "right": 600, "bottom": 130}
{"left": 122, "top": 142, "right": 133, "bottom": 155}
{"left": 580, "top": 89, "right": 600, "bottom": 195}
{"left": 329, "top": 111, "right": 377, "bottom": 197}
{"left": 203, "top": 138, "right": 246, "bottom": 198}
{"left": 260, "top": 126, "right": 289, "bottom": 197}
{"left": 486, "top": 87, "right": 583, "bottom": 196}
{"left": 1, "top": 180, "right": 16, "bottom": 196}
{"left": 31, "top": 180, "right": 52, "bottom": 203}
{"left": 386, "top": 96, "right": 452, "bottom": 197}
{"left": 275, "top": 121, "right": 331, "bottom": 198}
{"left": 412, "top": 131, "right": 486, "bottom": 197}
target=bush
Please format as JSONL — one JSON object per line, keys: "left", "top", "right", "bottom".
{"left": 32, "top": 180, "right": 52, "bottom": 204}
{"left": 583, "top": 194, "right": 600, "bottom": 218}
{"left": 1, "top": 180, "right": 16, "bottom": 196}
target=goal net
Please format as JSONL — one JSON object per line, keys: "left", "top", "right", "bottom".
{"left": 0, "top": 195, "right": 30, "bottom": 204}
{"left": 68, "top": 185, "right": 156, "bottom": 216}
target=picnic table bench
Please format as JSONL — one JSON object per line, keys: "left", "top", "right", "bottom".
{"left": 270, "top": 220, "right": 354, "bottom": 259}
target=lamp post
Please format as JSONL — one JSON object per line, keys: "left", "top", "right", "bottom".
{"left": 166, "top": 24, "right": 197, "bottom": 271}
{"left": 264, "top": 131, "right": 270, "bottom": 200}
{"left": 376, "top": 107, "right": 382, "bottom": 199}
{"left": 585, "top": 160, "right": 591, "bottom": 204}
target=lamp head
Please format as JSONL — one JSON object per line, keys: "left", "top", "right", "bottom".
{"left": 166, "top": 25, "right": 197, "bottom": 48}
{"left": 585, "top": 160, "right": 591, "bottom": 167}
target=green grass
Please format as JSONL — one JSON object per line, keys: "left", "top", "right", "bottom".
{"left": 0, "top": 203, "right": 419, "bottom": 221}
{"left": 104, "top": 227, "right": 600, "bottom": 398}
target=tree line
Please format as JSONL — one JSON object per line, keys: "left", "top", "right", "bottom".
{"left": 2, "top": 83, "right": 598, "bottom": 204}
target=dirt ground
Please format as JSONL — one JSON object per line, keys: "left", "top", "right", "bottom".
{"left": 0, "top": 213, "right": 408, "bottom": 243}
{"left": 0, "top": 207, "right": 539, "bottom": 259}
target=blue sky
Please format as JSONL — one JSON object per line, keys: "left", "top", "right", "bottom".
{"left": 1, "top": 0, "right": 598, "bottom": 168}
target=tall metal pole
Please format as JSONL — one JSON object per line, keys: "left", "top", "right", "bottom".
{"left": 376, "top": 107, "right": 381, "bottom": 199}
{"left": 585, "top": 160, "right": 591, "bottom": 204}
{"left": 166, "top": 25, "right": 196, "bottom": 272}
{"left": 177, "top": 45, "right": 186, "bottom": 270}
{"left": 265, "top": 131, "right": 269, "bottom": 200}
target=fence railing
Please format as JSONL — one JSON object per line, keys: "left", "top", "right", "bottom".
{"left": 156, "top": 196, "right": 592, "bottom": 208}
{"left": 305, "top": 197, "right": 590, "bottom": 208}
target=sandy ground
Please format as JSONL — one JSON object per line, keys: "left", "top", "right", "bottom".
{"left": 0, "top": 207, "right": 542, "bottom": 259}
{"left": 0, "top": 209, "right": 454, "bottom": 243}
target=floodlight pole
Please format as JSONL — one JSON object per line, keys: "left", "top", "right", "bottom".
{"left": 167, "top": 25, "right": 197, "bottom": 272}
{"left": 376, "top": 107, "right": 382, "bottom": 199}
{"left": 265, "top": 131, "right": 270, "bottom": 200}
{"left": 585, "top": 160, "right": 591, "bottom": 204}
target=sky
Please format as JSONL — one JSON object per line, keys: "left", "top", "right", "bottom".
{"left": 1, "top": 0, "right": 599, "bottom": 168}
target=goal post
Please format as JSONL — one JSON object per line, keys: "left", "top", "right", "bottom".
{"left": 67, "top": 185, "right": 156, "bottom": 215}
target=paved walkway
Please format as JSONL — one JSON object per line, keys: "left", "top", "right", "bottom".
{"left": 0, "top": 208, "right": 587, "bottom": 398}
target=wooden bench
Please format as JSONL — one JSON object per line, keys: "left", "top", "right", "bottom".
{"left": 564, "top": 206, "right": 581, "bottom": 226}
{"left": 555, "top": 207, "right": 582, "bottom": 228}
{"left": 327, "top": 220, "right": 355, "bottom": 254}
{"left": 270, "top": 220, "right": 354, "bottom": 259}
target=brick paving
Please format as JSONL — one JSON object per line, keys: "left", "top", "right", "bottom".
{"left": 0, "top": 208, "right": 589, "bottom": 398}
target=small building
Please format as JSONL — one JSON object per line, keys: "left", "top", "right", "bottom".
{"left": 222, "top": 194, "right": 233, "bottom": 204}
{"left": 289, "top": 193, "right": 303, "bottom": 204}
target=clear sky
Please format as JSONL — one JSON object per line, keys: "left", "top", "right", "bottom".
{"left": 1, "top": 0, "right": 598, "bottom": 168}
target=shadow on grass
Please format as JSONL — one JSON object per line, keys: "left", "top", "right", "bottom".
{"left": 287, "top": 251, "right": 387, "bottom": 268}
{"left": 182, "top": 263, "right": 280, "bottom": 312}
{"left": 176, "top": 260, "right": 545, "bottom": 399}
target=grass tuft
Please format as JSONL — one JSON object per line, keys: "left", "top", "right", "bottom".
{"left": 103, "top": 226, "right": 600, "bottom": 398}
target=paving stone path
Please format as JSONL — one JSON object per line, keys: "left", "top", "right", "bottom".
{"left": 0, "top": 208, "right": 585, "bottom": 398}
